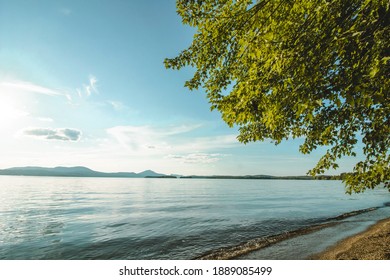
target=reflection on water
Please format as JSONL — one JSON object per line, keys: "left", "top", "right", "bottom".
{"left": 0, "top": 176, "right": 389, "bottom": 259}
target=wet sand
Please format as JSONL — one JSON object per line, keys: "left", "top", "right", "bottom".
{"left": 311, "top": 218, "right": 390, "bottom": 260}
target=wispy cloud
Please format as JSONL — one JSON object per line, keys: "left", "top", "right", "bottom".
{"left": 71, "top": 75, "right": 99, "bottom": 101}
{"left": 106, "top": 124, "right": 238, "bottom": 156}
{"left": 0, "top": 80, "right": 70, "bottom": 100}
{"left": 1, "top": 75, "right": 99, "bottom": 103}
{"left": 107, "top": 124, "right": 201, "bottom": 144}
{"left": 106, "top": 125, "right": 194, "bottom": 152}
{"left": 82, "top": 75, "right": 98, "bottom": 97}
{"left": 184, "top": 134, "right": 239, "bottom": 150}
{"left": 37, "top": 117, "right": 54, "bottom": 122}
{"left": 167, "top": 153, "right": 225, "bottom": 164}
{"left": 107, "top": 101, "right": 125, "bottom": 111}
{"left": 22, "top": 127, "right": 82, "bottom": 142}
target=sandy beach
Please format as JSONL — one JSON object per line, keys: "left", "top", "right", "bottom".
{"left": 312, "top": 218, "right": 390, "bottom": 260}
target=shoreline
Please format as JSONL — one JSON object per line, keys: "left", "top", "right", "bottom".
{"left": 196, "top": 222, "right": 341, "bottom": 260}
{"left": 311, "top": 217, "right": 390, "bottom": 260}
{"left": 197, "top": 207, "right": 383, "bottom": 260}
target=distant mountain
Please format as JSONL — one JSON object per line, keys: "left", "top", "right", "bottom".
{"left": 0, "top": 166, "right": 341, "bottom": 180}
{"left": 137, "top": 169, "right": 166, "bottom": 177}
{"left": 0, "top": 166, "right": 167, "bottom": 178}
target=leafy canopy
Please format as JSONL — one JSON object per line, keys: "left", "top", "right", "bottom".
{"left": 165, "top": 0, "right": 389, "bottom": 193}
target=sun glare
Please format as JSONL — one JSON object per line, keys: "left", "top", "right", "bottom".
{"left": 0, "top": 95, "right": 29, "bottom": 128}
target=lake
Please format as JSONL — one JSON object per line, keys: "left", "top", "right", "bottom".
{"left": 0, "top": 176, "right": 389, "bottom": 259}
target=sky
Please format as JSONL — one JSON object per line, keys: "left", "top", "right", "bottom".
{"left": 0, "top": 0, "right": 362, "bottom": 176}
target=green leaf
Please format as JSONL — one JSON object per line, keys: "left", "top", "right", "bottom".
{"left": 166, "top": 0, "right": 390, "bottom": 194}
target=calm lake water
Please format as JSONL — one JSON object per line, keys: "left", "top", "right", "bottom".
{"left": 0, "top": 176, "right": 389, "bottom": 259}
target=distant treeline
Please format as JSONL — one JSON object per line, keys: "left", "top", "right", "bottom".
{"left": 145, "top": 175, "right": 177, "bottom": 179}
{"left": 159, "top": 174, "right": 347, "bottom": 180}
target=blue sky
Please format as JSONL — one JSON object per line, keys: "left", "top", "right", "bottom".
{"left": 0, "top": 0, "right": 361, "bottom": 175}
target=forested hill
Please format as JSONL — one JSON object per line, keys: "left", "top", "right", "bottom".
{"left": 0, "top": 166, "right": 166, "bottom": 178}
